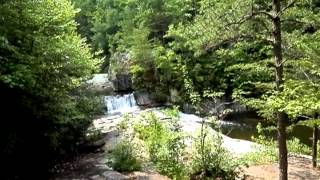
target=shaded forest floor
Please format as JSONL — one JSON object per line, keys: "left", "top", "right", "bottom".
{"left": 51, "top": 150, "right": 169, "bottom": 180}
{"left": 244, "top": 156, "right": 320, "bottom": 180}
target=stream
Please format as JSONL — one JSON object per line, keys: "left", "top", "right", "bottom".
{"left": 220, "top": 117, "right": 313, "bottom": 146}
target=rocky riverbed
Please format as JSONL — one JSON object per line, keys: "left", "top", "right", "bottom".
{"left": 53, "top": 108, "right": 257, "bottom": 180}
{"left": 93, "top": 108, "right": 256, "bottom": 155}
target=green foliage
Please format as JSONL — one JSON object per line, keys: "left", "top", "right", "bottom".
{"left": 117, "top": 113, "right": 131, "bottom": 131}
{"left": 73, "top": 0, "right": 201, "bottom": 99}
{"left": 287, "top": 138, "right": 311, "bottom": 156}
{"left": 241, "top": 144, "right": 278, "bottom": 166}
{"left": 190, "top": 124, "right": 243, "bottom": 180}
{"left": 107, "top": 140, "right": 142, "bottom": 172}
{"left": 133, "top": 112, "right": 187, "bottom": 179}
{"left": 162, "top": 106, "right": 180, "bottom": 118}
{"left": 298, "top": 119, "right": 320, "bottom": 126}
{"left": 72, "top": 0, "right": 96, "bottom": 40}
{"left": 153, "top": 133, "right": 188, "bottom": 179}
{"left": 129, "top": 27, "right": 158, "bottom": 90}
{"left": 0, "top": 1, "right": 101, "bottom": 178}
{"left": 115, "top": 110, "right": 245, "bottom": 179}
{"left": 166, "top": 0, "right": 320, "bottom": 122}
{"left": 74, "top": 0, "right": 320, "bottom": 118}
{"left": 3, "top": 0, "right": 319, "bottom": 177}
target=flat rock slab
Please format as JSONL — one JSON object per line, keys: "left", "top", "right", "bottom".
{"left": 102, "top": 171, "right": 129, "bottom": 180}
{"left": 127, "top": 172, "right": 170, "bottom": 180}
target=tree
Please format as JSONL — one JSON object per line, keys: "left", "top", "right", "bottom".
{"left": 273, "top": 30, "right": 320, "bottom": 168}
{"left": 73, "top": 0, "right": 200, "bottom": 73}
{"left": 168, "top": 0, "right": 320, "bottom": 179}
{"left": 0, "top": 0, "right": 100, "bottom": 178}
{"left": 72, "top": 0, "right": 96, "bottom": 41}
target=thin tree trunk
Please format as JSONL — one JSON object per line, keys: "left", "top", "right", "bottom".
{"left": 277, "top": 112, "right": 288, "bottom": 180}
{"left": 272, "top": 0, "right": 288, "bottom": 179}
{"left": 312, "top": 125, "right": 318, "bottom": 168}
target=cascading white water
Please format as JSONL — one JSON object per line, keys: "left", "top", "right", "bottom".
{"left": 104, "top": 93, "right": 139, "bottom": 114}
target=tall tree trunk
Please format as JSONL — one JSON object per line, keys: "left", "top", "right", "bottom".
{"left": 272, "top": 0, "right": 288, "bottom": 179}
{"left": 312, "top": 125, "right": 318, "bottom": 168}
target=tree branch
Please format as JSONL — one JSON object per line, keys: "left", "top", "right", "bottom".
{"left": 280, "top": 18, "right": 305, "bottom": 24}
{"left": 204, "top": 35, "right": 251, "bottom": 52}
{"left": 226, "top": 11, "right": 274, "bottom": 27}
{"left": 204, "top": 34, "right": 274, "bottom": 52}
{"left": 279, "top": 58, "right": 288, "bottom": 66}
{"left": 254, "top": 11, "right": 274, "bottom": 20}
{"left": 278, "top": 0, "right": 296, "bottom": 17}
{"left": 301, "top": 69, "right": 315, "bottom": 85}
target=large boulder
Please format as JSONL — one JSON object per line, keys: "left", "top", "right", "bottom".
{"left": 86, "top": 74, "right": 114, "bottom": 95}
{"left": 134, "top": 91, "right": 154, "bottom": 106}
{"left": 108, "top": 53, "right": 133, "bottom": 92}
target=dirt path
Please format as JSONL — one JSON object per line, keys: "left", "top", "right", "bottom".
{"left": 244, "top": 156, "right": 320, "bottom": 180}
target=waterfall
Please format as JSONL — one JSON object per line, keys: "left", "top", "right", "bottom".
{"left": 104, "top": 93, "right": 139, "bottom": 114}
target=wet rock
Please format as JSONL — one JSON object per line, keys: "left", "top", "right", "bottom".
{"left": 102, "top": 171, "right": 129, "bottom": 180}
{"left": 111, "top": 74, "right": 132, "bottom": 92}
{"left": 134, "top": 92, "right": 153, "bottom": 106}
{"left": 89, "top": 175, "right": 105, "bottom": 180}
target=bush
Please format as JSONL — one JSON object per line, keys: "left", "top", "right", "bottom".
{"left": 287, "top": 138, "right": 310, "bottom": 155}
{"left": 162, "top": 106, "right": 180, "bottom": 118}
{"left": 133, "top": 112, "right": 188, "bottom": 179}
{"left": 240, "top": 144, "right": 278, "bottom": 166}
{"left": 107, "top": 140, "right": 142, "bottom": 172}
{"left": 133, "top": 111, "right": 243, "bottom": 179}
{"left": 190, "top": 124, "right": 243, "bottom": 180}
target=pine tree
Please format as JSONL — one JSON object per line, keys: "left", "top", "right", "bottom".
{"left": 168, "top": 0, "right": 320, "bottom": 179}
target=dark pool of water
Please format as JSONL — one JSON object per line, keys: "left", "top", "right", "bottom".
{"left": 219, "top": 117, "right": 314, "bottom": 146}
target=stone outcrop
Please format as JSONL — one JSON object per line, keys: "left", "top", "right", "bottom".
{"left": 86, "top": 74, "right": 114, "bottom": 95}
{"left": 108, "top": 53, "right": 133, "bottom": 92}
{"left": 111, "top": 74, "right": 132, "bottom": 92}
{"left": 134, "top": 91, "right": 154, "bottom": 106}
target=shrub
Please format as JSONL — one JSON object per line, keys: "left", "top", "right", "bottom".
{"left": 153, "top": 133, "right": 188, "bottom": 179}
{"left": 287, "top": 138, "right": 310, "bottom": 155}
{"left": 190, "top": 124, "right": 243, "bottom": 180}
{"left": 107, "top": 140, "right": 142, "bottom": 172}
{"left": 162, "top": 106, "right": 180, "bottom": 118}
{"left": 240, "top": 144, "right": 278, "bottom": 166}
{"left": 133, "top": 112, "right": 188, "bottom": 179}
{"left": 129, "top": 111, "right": 244, "bottom": 179}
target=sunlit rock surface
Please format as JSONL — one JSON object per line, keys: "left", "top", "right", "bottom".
{"left": 86, "top": 74, "right": 114, "bottom": 95}
{"left": 93, "top": 108, "right": 256, "bottom": 155}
